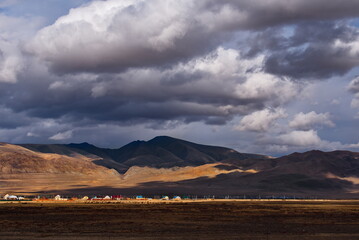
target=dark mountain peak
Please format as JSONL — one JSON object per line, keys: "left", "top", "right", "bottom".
{"left": 68, "top": 142, "right": 95, "bottom": 148}
{"left": 305, "top": 150, "right": 326, "bottom": 156}
{"left": 148, "top": 136, "right": 178, "bottom": 144}
{"left": 330, "top": 150, "right": 359, "bottom": 155}
{"left": 307, "top": 149, "right": 324, "bottom": 153}
{"left": 149, "top": 136, "right": 227, "bottom": 150}
{"left": 120, "top": 140, "right": 147, "bottom": 150}
{"left": 131, "top": 140, "right": 147, "bottom": 144}
{"left": 67, "top": 142, "right": 102, "bottom": 152}
{"left": 151, "top": 136, "right": 175, "bottom": 140}
{"left": 19, "top": 136, "right": 269, "bottom": 172}
{"left": 286, "top": 150, "right": 359, "bottom": 160}
{"left": 286, "top": 150, "right": 324, "bottom": 158}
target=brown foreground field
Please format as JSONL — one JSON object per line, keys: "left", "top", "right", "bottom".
{"left": 0, "top": 200, "right": 358, "bottom": 240}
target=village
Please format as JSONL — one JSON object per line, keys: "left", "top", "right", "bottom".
{"left": 0, "top": 194, "right": 186, "bottom": 202}
{"left": 0, "top": 193, "right": 327, "bottom": 203}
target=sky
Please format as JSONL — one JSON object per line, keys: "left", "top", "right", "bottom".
{"left": 1, "top": 0, "right": 359, "bottom": 156}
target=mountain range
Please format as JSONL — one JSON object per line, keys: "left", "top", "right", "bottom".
{"left": 0, "top": 136, "right": 358, "bottom": 198}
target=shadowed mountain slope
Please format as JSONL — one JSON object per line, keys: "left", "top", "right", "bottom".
{"left": 179, "top": 150, "right": 359, "bottom": 197}
{"left": 273, "top": 150, "right": 359, "bottom": 177}
{"left": 23, "top": 136, "right": 267, "bottom": 173}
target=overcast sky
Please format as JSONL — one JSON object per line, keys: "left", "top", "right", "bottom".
{"left": 1, "top": 0, "right": 359, "bottom": 156}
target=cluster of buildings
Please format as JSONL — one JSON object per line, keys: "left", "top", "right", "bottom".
{"left": 1, "top": 194, "right": 182, "bottom": 202}
{"left": 2, "top": 194, "right": 27, "bottom": 201}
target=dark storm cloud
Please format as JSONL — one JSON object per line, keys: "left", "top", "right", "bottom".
{"left": 247, "top": 22, "right": 356, "bottom": 55}
{"left": 265, "top": 46, "right": 359, "bottom": 79}
{"left": 0, "top": 47, "right": 297, "bottom": 131}
{"left": 212, "top": 0, "right": 359, "bottom": 29}
{"left": 0, "top": 106, "right": 32, "bottom": 129}
{"left": 3, "top": 85, "right": 238, "bottom": 128}
{"left": 246, "top": 21, "right": 359, "bottom": 79}
{"left": 2, "top": 0, "right": 359, "bottom": 153}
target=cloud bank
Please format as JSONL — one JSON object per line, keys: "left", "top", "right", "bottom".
{"left": 28, "top": 0, "right": 359, "bottom": 77}
{"left": 0, "top": 0, "right": 358, "bottom": 155}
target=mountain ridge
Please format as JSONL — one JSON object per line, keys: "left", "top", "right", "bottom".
{"left": 22, "top": 136, "right": 267, "bottom": 173}
{"left": 1, "top": 136, "right": 357, "bottom": 197}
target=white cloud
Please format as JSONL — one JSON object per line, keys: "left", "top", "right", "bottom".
{"left": 348, "top": 77, "right": 359, "bottom": 109}
{"left": 334, "top": 36, "right": 359, "bottom": 59}
{"left": 235, "top": 108, "right": 287, "bottom": 132}
{"left": 277, "top": 130, "right": 322, "bottom": 147}
{"left": 0, "top": 15, "right": 24, "bottom": 83}
{"left": 289, "top": 111, "right": 335, "bottom": 130}
{"left": 29, "top": 0, "right": 213, "bottom": 73}
{"left": 331, "top": 99, "right": 340, "bottom": 105}
{"left": 0, "top": 14, "right": 42, "bottom": 83}
{"left": 351, "top": 96, "right": 359, "bottom": 109}
{"left": 0, "top": 41, "right": 23, "bottom": 83}
{"left": 49, "top": 130, "right": 73, "bottom": 141}
{"left": 261, "top": 130, "right": 348, "bottom": 153}
{"left": 346, "top": 142, "right": 359, "bottom": 149}
{"left": 348, "top": 76, "right": 359, "bottom": 93}
{"left": 235, "top": 73, "right": 298, "bottom": 105}
{"left": 26, "top": 132, "right": 38, "bottom": 137}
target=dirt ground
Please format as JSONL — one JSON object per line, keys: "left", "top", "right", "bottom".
{"left": 0, "top": 200, "right": 358, "bottom": 240}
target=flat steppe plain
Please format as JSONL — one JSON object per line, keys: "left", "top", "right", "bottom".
{"left": 0, "top": 200, "right": 358, "bottom": 240}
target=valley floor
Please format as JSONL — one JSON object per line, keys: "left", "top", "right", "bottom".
{"left": 0, "top": 201, "right": 358, "bottom": 240}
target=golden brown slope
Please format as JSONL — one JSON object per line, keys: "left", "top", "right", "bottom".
{"left": 0, "top": 143, "right": 256, "bottom": 194}
{"left": 0, "top": 143, "right": 113, "bottom": 174}
{"left": 122, "top": 163, "right": 257, "bottom": 186}
{"left": 0, "top": 143, "right": 121, "bottom": 194}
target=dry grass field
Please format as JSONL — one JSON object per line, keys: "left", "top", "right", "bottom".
{"left": 0, "top": 200, "right": 358, "bottom": 240}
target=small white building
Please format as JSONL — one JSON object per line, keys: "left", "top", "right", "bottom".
{"left": 5, "top": 195, "right": 18, "bottom": 200}
{"left": 54, "top": 195, "right": 68, "bottom": 201}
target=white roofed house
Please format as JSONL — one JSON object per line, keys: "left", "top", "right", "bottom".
{"left": 4, "top": 195, "right": 18, "bottom": 200}
{"left": 54, "top": 195, "right": 68, "bottom": 201}
{"left": 172, "top": 196, "right": 181, "bottom": 201}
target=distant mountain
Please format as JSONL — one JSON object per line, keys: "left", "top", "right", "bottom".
{"left": 1, "top": 137, "right": 357, "bottom": 198}
{"left": 24, "top": 136, "right": 266, "bottom": 173}
{"left": 272, "top": 150, "right": 359, "bottom": 177}
{"left": 224, "top": 150, "right": 359, "bottom": 176}
{"left": 155, "top": 150, "right": 359, "bottom": 198}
